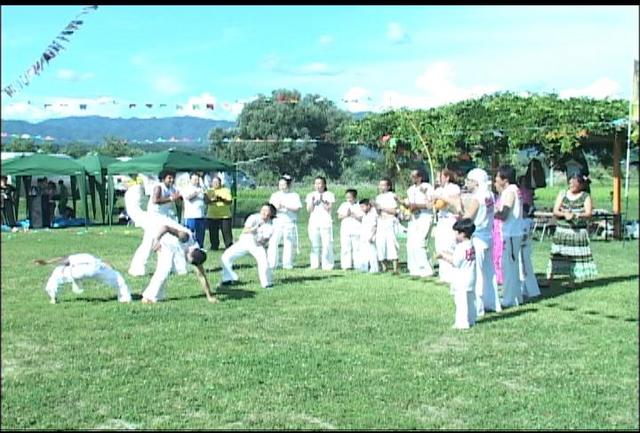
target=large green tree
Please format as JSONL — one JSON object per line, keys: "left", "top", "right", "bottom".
{"left": 210, "top": 89, "right": 354, "bottom": 182}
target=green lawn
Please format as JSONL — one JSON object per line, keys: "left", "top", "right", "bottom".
{"left": 1, "top": 206, "right": 638, "bottom": 428}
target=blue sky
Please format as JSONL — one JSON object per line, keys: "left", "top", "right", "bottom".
{"left": 1, "top": 5, "right": 638, "bottom": 122}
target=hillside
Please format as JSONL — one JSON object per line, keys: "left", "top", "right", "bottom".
{"left": 0, "top": 116, "right": 236, "bottom": 144}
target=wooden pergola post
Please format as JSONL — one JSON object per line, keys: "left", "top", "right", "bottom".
{"left": 612, "top": 131, "right": 623, "bottom": 239}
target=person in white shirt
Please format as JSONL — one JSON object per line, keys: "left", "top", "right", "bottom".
{"left": 305, "top": 176, "right": 335, "bottom": 270}
{"left": 180, "top": 172, "right": 207, "bottom": 248}
{"left": 140, "top": 216, "right": 218, "bottom": 304}
{"left": 436, "top": 218, "right": 477, "bottom": 330}
{"left": 129, "top": 170, "right": 182, "bottom": 277}
{"left": 403, "top": 169, "right": 435, "bottom": 278}
{"left": 267, "top": 174, "right": 302, "bottom": 270}
{"left": 494, "top": 165, "right": 524, "bottom": 308}
{"left": 357, "top": 198, "right": 379, "bottom": 273}
{"left": 463, "top": 168, "right": 502, "bottom": 316}
{"left": 374, "top": 177, "right": 400, "bottom": 273}
{"left": 433, "top": 168, "right": 462, "bottom": 284}
{"left": 337, "top": 189, "right": 363, "bottom": 270}
{"left": 220, "top": 203, "right": 277, "bottom": 289}
{"left": 34, "top": 253, "right": 132, "bottom": 304}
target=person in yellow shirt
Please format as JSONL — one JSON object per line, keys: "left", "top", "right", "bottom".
{"left": 205, "top": 175, "right": 233, "bottom": 251}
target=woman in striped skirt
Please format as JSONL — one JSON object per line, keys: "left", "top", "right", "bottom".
{"left": 547, "top": 171, "right": 598, "bottom": 287}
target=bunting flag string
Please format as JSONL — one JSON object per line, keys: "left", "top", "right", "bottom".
{"left": 5, "top": 99, "right": 216, "bottom": 111}
{"left": 1, "top": 5, "right": 99, "bottom": 98}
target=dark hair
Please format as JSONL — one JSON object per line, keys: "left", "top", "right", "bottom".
{"left": 158, "top": 169, "right": 176, "bottom": 181}
{"left": 441, "top": 168, "right": 458, "bottom": 184}
{"left": 280, "top": 174, "right": 293, "bottom": 185}
{"left": 262, "top": 202, "right": 277, "bottom": 219}
{"left": 314, "top": 176, "right": 327, "bottom": 191}
{"left": 345, "top": 189, "right": 357, "bottom": 197}
{"left": 412, "top": 168, "right": 427, "bottom": 182}
{"left": 381, "top": 177, "right": 394, "bottom": 192}
{"left": 496, "top": 165, "right": 516, "bottom": 184}
{"left": 569, "top": 171, "right": 591, "bottom": 193}
{"left": 190, "top": 249, "right": 207, "bottom": 266}
{"left": 359, "top": 198, "right": 370, "bottom": 206}
{"left": 452, "top": 218, "right": 475, "bottom": 238}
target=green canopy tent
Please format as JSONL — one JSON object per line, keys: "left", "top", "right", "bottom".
{"left": 78, "top": 153, "right": 119, "bottom": 224}
{"left": 106, "top": 149, "right": 235, "bottom": 225}
{"left": 1, "top": 153, "right": 90, "bottom": 229}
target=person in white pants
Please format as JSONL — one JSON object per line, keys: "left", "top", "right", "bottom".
{"left": 220, "top": 203, "right": 277, "bottom": 288}
{"left": 34, "top": 253, "right": 132, "bottom": 304}
{"left": 433, "top": 168, "right": 462, "bottom": 284}
{"left": 305, "top": 176, "right": 335, "bottom": 270}
{"left": 494, "top": 165, "right": 524, "bottom": 308}
{"left": 520, "top": 208, "right": 541, "bottom": 299}
{"left": 436, "top": 218, "right": 477, "bottom": 330}
{"left": 357, "top": 198, "right": 379, "bottom": 273}
{"left": 129, "top": 170, "right": 181, "bottom": 277}
{"left": 268, "top": 175, "right": 302, "bottom": 270}
{"left": 141, "top": 217, "right": 218, "bottom": 304}
{"left": 337, "top": 189, "right": 363, "bottom": 270}
{"left": 403, "top": 169, "right": 435, "bottom": 278}
{"left": 462, "top": 168, "right": 502, "bottom": 316}
{"left": 375, "top": 177, "right": 400, "bottom": 273}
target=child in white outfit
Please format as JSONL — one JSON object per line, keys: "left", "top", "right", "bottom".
{"left": 357, "top": 199, "right": 379, "bottom": 273}
{"left": 337, "top": 189, "right": 363, "bottom": 270}
{"left": 436, "top": 218, "right": 477, "bottom": 329}
{"left": 220, "top": 203, "right": 277, "bottom": 288}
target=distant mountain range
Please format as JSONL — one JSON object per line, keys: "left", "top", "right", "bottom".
{"left": 0, "top": 116, "right": 236, "bottom": 144}
{"left": 1, "top": 112, "right": 372, "bottom": 145}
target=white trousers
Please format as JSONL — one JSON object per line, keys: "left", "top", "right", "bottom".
{"left": 406, "top": 214, "right": 434, "bottom": 277}
{"left": 520, "top": 235, "right": 541, "bottom": 298}
{"left": 340, "top": 229, "right": 360, "bottom": 270}
{"left": 501, "top": 236, "right": 523, "bottom": 308}
{"left": 453, "top": 289, "right": 477, "bottom": 329}
{"left": 308, "top": 224, "right": 334, "bottom": 270}
{"left": 129, "top": 219, "right": 188, "bottom": 277}
{"left": 472, "top": 237, "right": 502, "bottom": 316}
{"left": 221, "top": 235, "right": 272, "bottom": 288}
{"left": 141, "top": 241, "right": 178, "bottom": 302}
{"left": 435, "top": 216, "right": 457, "bottom": 283}
{"left": 267, "top": 221, "right": 297, "bottom": 269}
{"left": 376, "top": 218, "right": 398, "bottom": 261}
{"left": 45, "top": 260, "right": 131, "bottom": 303}
{"left": 356, "top": 240, "right": 379, "bottom": 273}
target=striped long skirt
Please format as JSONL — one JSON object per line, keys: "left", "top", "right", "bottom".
{"left": 546, "top": 225, "right": 598, "bottom": 281}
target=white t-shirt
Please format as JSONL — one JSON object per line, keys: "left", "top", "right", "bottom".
{"left": 450, "top": 239, "right": 476, "bottom": 294}
{"left": 359, "top": 209, "right": 378, "bottom": 243}
{"left": 500, "top": 184, "right": 523, "bottom": 238}
{"left": 375, "top": 191, "right": 398, "bottom": 220}
{"left": 147, "top": 183, "right": 177, "bottom": 219}
{"left": 471, "top": 189, "right": 495, "bottom": 244}
{"left": 180, "top": 184, "right": 206, "bottom": 219}
{"left": 337, "top": 202, "right": 363, "bottom": 234}
{"left": 242, "top": 213, "right": 274, "bottom": 246}
{"left": 306, "top": 191, "right": 335, "bottom": 228}
{"left": 406, "top": 183, "right": 434, "bottom": 217}
{"left": 434, "top": 183, "right": 461, "bottom": 219}
{"left": 269, "top": 190, "right": 302, "bottom": 224}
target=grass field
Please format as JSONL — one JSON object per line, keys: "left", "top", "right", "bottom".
{"left": 1, "top": 186, "right": 638, "bottom": 429}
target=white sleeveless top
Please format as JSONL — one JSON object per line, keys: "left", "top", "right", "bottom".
{"left": 471, "top": 189, "right": 494, "bottom": 243}
{"left": 500, "top": 184, "right": 523, "bottom": 237}
{"left": 147, "top": 182, "right": 177, "bottom": 219}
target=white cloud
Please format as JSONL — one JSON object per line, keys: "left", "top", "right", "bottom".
{"left": 56, "top": 68, "right": 94, "bottom": 82}
{"left": 152, "top": 74, "right": 185, "bottom": 96}
{"left": 174, "top": 92, "right": 218, "bottom": 119}
{"left": 559, "top": 77, "right": 621, "bottom": 99}
{"left": 2, "top": 96, "right": 123, "bottom": 122}
{"left": 342, "top": 87, "right": 372, "bottom": 112}
{"left": 387, "top": 22, "right": 408, "bottom": 44}
{"left": 318, "top": 35, "right": 334, "bottom": 46}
